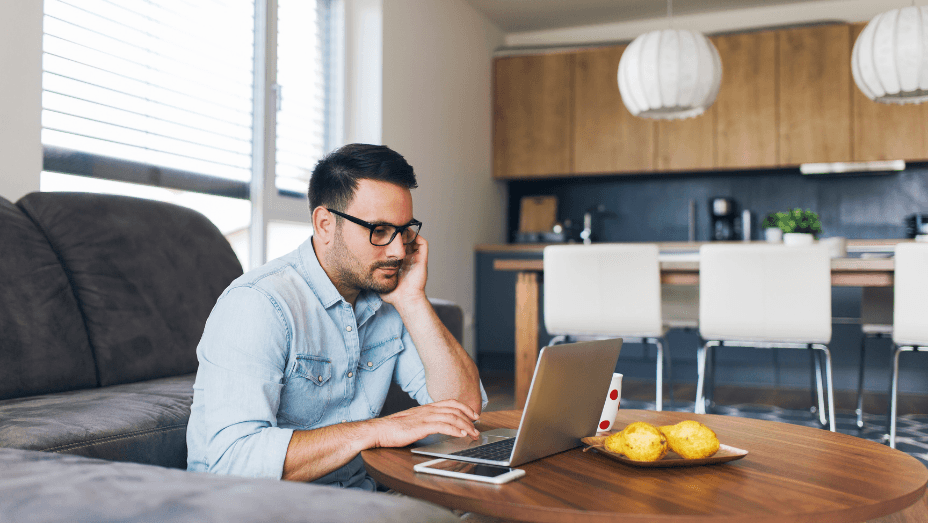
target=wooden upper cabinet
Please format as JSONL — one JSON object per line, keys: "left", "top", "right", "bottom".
{"left": 655, "top": 107, "right": 716, "bottom": 171}
{"left": 493, "top": 53, "right": 574, "bottom": 179}
{"left": 778, "top": 24, "right": 852, "bottom": 165}
{"left": 572, "top": 45, "right": 656, "bottom": 174}
{"left": 712, "top": 30, "right": 778, "bottom": 169}
{"left": 491, "top": 22, "right": 926, "bottom": 177}
{"left": 851, "top": 23, "right": 928, "bottom": 162}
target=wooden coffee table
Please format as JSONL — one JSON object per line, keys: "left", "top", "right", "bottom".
{"left": 362, "top": 409, "right": 928, "bottom": 522}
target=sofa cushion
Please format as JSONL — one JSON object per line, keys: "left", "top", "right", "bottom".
{"left": 0, "top": 195, "right": 97, "bottom": 400}
{"left": 17, "top": 192, "right": 243, "bottom": 387}
{"left": 0, "top": 448, "right": 460, "bottom": 523}
{"left": 0, "top": 374, "right": 195, "bottom": 468}
{"left": 429, "top": 298, "right": 464, "bottom": 345}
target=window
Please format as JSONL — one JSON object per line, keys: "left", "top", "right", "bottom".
{"left": 41, "top": 0, "right": 339, "bottom": 269}
{"left": 276, "top": 0, "right": 333, "bottom": 195}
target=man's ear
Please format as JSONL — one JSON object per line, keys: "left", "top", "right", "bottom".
{"left": 311, "top": 206, "right": 335, "bottom": 245}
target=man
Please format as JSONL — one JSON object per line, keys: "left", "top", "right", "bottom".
{"left": 186, "top": 143, "right": 485, "bottom": 489}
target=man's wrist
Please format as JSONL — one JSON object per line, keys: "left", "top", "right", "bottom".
{"left": 351, "top": 418, "right": 383, "bottom": 450}
{"left": 390, "top": 293, "right": 430, "bottom": 316}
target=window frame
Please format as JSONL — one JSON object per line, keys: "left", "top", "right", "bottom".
{"left": 39, "top": 0, "right": 343, "bottom": 269}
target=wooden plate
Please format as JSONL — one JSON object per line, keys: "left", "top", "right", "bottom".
{"left": 581, "top": 435, "right": 748, "bottom": 468}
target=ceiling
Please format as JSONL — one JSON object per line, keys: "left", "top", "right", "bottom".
{"left": 462, "top": 0, "right": 839, "bottom": 33}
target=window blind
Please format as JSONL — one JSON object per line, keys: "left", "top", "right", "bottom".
{"left": 42, "top": 0, "right": 256, "bottom": 192}
{"left": 275, "top": 0, "right": 329, "bottom": 196}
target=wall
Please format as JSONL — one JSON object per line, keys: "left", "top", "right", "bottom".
{"left": 0, "top": 1, "right": 43, "bottom": 201}
{"left": 504, "top": 0, "right": 909, "bottom": 48}
{"left": 507, "top": 167, "right": 928, "bottom": 244}
{"left": 382, "top": 0, "right": 506, "bottom": 358}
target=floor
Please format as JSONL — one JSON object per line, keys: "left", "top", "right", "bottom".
{"left": 480, "top": 372, "right": 928, "bottom": 467}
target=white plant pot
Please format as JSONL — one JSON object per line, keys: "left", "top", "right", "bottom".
{"left": 764, "top": 228, "right": 783, "bottom": 243}
{"left": 783, "top": 232, "right": 815, "bottom": 246}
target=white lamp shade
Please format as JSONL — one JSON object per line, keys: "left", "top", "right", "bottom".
{"left": 617, "top": 29, "right": 722, "bottom": 120}
{"left": 852, "top": 6, "right": 928, "bottom": 104}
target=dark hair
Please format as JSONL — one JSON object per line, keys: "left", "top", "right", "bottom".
{"left": 308, "top": 143, "right": 418, "bottom": 212}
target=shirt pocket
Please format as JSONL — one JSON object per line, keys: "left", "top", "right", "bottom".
{"left": 357, "top": 337, "right": 404, "bottom": 416}
{"left": 279, "top": 355, "right": 333, "bottom": 428}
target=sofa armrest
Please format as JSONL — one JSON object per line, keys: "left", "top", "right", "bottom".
{"left": 0, "top": 448, "right": 460, "bottom": 523}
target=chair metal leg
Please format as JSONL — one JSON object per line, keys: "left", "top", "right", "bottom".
{"left": 809, "top": 349, "right": 819, "bottom": 419}
{"left": 695, "top": 344, "right": 705, "bottom": 414}
{"left": 888, "top": 344, "right": 908, "bottom": 449}
{"left": 812, "top": 344, "right": 836, "bottom": 432}
{"left": 811, "top": 347, "right": 827, "bottom": 427}
{"left": 695, "top": 341, "right": 717, "bottom": 415}
{"left": 651, "top": 338, "right": 663, "bottom": 412}
{"left": 663, "top": 337, "right": 674, "bottom": 408}
{"left": 706, "top": 341, "right": 716, "bottom": 413}
{"left": 856, "top": 334, "right": 869, "bottom": 430}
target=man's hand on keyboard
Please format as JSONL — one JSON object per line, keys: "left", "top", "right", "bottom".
{"left": 368, "top": 399, "right": 480, "bottom": 449}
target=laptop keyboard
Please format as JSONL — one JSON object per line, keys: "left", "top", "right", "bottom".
{"left": 449, "top": 437, "right": 515, "bottom": 461}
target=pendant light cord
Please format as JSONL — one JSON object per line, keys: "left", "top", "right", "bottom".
{"left": 667, "top": 0, "right": 673, "bottom": 28}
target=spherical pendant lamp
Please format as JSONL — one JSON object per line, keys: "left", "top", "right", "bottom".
{"left": 852, "top": 6, "right": 928, "bottom": 104}
{"left": 617, "top": 29, "right": 723, "bottom": 120}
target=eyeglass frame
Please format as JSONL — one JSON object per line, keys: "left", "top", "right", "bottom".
{"left": 326, "top": 208, "right": 423, "bottom": 246}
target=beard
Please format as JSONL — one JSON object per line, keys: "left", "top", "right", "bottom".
{"left": 328, "top": 226, "right": 403, "bottom": 295}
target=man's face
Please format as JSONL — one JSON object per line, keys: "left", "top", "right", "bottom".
{"left": 327, "top": 179, "right": 414, "bottom": 295}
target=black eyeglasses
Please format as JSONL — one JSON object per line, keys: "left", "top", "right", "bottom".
{"left": 327, "top": 209, "right": 422, "bottom": 246}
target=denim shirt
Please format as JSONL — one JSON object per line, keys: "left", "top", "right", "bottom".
{"left": 186, "top": 237, "right": 487, "bottom": 489}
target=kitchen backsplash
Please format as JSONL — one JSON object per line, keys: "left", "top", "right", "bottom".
{"left": 506, "top": 163, "right": 928, "bottom": 243}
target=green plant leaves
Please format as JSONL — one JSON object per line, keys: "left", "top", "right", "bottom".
{"left": 762, "top": 208, "right": 822, "bottom": 235}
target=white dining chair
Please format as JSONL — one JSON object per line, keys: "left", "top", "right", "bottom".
{"left": 696, "top": 244, "right": 836, "bottom": 431}
{"left": 887, "top": 243, "right": 928, "bottom": 448}
{"left": 543, "top": 244, "right": 671, "bottom": 411}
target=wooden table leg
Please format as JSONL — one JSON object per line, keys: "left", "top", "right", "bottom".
{"left": 514, "top": 271, "right": 540, "bottom": 409}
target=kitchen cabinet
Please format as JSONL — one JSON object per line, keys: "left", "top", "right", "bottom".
{"left": 656, "top": 109, "right": 716, "bottom": 171}
{"left": 713, "top": 30, "right": 778, "bottom": 169}
{"left": 493, "top": 22, "right": 924, "bottom": 178}
{"left": 493, "top": 52, "right": 574, "bottom": 179}
{"left": 850, "top": 23, "right": 928, "bottom": 162}
{"left": 778, "top": 24, "right": 852, "bottom": 165}
{"left": 572, "top": 45, "right": 656, "bottom": 174}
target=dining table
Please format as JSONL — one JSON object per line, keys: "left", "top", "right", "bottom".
{"left": 493, "top": 250, "right": 896, "bottom": 409}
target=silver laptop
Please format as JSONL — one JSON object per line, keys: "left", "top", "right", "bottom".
{"left": 411, "top": 338, "right": 622, "bottom": 467}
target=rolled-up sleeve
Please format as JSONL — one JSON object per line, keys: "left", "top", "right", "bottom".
{"left": 193, "top": 286, "right": 295, "bottom": 479}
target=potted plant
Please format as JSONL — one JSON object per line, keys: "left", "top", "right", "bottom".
{"left": 763, "top": 208, "right": 822, "bottom": 245}
{"left": 762, "top": 213, "right": 784, "bottom": 243}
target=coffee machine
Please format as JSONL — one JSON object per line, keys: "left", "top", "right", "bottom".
{"left": 709, "top": 197, "right": 738, "bottom": 241}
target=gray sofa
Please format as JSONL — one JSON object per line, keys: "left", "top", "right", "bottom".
{"left": 0, "top": 192, "right": 460, "bottom": 522}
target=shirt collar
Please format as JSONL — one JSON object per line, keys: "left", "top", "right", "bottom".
{"left": 298, "top": 237, "right": 384, "bottom": 315}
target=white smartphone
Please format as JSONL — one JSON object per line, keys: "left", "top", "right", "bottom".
{"left": 413, "top": 458, "right": 525, "bottom": 485}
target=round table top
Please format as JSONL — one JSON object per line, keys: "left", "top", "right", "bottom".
{"left": 361, "top": 409, "right": 928, "bottom": 523}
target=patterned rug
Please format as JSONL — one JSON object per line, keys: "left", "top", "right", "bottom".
{"left": 621, "top": 398, "right": 928, "bottom": 467}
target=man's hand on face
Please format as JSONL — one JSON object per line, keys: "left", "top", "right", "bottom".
{"left": 370, "top": 399, "right": 480, "bottom": 449}
{"left": 380, "top": 235, "right": 428, "bottom": 307}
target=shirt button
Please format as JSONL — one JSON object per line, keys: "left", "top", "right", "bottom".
{"left": 317, "top": 375, "right": 323, "bottom": 382}
{"left": 346, "top": 325, "right": 352, "bottom": 332}
{"left": 347, "top": 372, "right": 353, "bottom": 378}
{"left": 367, "top": 361, "right": 373, "bottom": 367}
